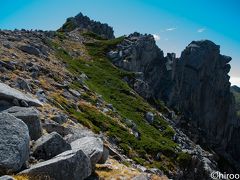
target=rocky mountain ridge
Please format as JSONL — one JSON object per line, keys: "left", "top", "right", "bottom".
{"left": 107, "top": 33, "right": 240, "bottom": 171}
{"left": 0, "top": 12, "right": 239, "bottom": 180}
{"left": 59, "top": 12, "right": 115, "bottom": 39}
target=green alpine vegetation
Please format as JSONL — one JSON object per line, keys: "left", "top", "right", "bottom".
{"left": 47, "top": 31, "right": 189, "bottom": 173}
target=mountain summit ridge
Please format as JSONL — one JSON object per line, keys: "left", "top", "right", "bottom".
{"left": 0, "top": 12, "right": 239, "bottom": 179}
{"left": 59, "top": 12, "right": 115, "bottom": 39}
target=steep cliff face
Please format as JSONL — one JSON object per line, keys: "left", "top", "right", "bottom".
{"left": 108, "top": 32, "right": 172, "bottom": 101}
{"left": 169, "top": 41, "right": 240, "bottom": 170}
{"left": 59, "top": 13, "right": 114, "bottom": 39}
{"left": 108, "top": 35, "right": 240, "bottom": 171}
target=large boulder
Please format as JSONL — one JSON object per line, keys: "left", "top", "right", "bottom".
{"left": 0, "top": 82, "right": 42, "bottom": 107}
{"left": 71, "top": 137, "right": 108, "bottom": 168}
{"left": 20, "top": 150, "right": 92, "bottom": 180}
{"left": 42, "top": 119, "right": 70, "bottom": 137}
{"left": 0, "top": 113, "right": 30, "bottom": 174}
{"left": 3, "top": 106, "right": 42, "bottom": 140}
{"left": 32, "top": 132, "right": 71, "bottom": 160}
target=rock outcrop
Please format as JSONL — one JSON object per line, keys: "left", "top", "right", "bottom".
{"left": 169, "top": 40, "right": 240, "bottom": 170}
{"left": 32, "top": 132, "right": 71, "bottom": 160}
{"left": 71, "top": 137, "right": 108, "bottom": 169}
{"left": 0, "top": 82, "right": 42, "bottom": 108}
{"left": 0, "top": 113, "right": 30, "bottom": 174}
{"left": 20, "top": 150, "right": 92, "bottom": 180}
{"left": 59, "top": 12, "right": 114, "bottom": 39}
{"left": 108, "top": 32, "right": 171, "bottom": 101}
{"left": 108, "top": 34, "right": 240, "bottom": 171}
{"left": 3, "top": 106, "right": 42, "bottom": 140}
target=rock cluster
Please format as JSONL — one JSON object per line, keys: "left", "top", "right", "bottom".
{"left": 59, "top": 12, "right": 115, "bottom": 39}
{"left": 0, "top": 81, "right": 109, "bottom": 179}
{"left": 108, "top": 32, "right": 172, "bottom": 101}
{"left": 0, "top": 113, "right": 30, "bottom": 174}
{"left": 0, "top": 82, "right": 42, "bottom": 108}
{"left": 3, "top": 106, "right": 42, "bottom": 140}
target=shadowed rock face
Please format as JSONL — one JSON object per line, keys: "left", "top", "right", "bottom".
{"left": 109, "top": 32, "right": 171, "bottom": 100}
{"left": 168, "top": 40, "right": 240, "bottom": 169}
{"left": 59, "top": 12, "right": 114, "bottom": 39}
{"left": 108, "top": 35, "right": 240, "bottom": 170}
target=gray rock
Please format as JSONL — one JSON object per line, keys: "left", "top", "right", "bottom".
{"left": 0, "top": 176, "right": 15, "bottom": 180}
{"left": 3, "top": 106, "right": 42, "bottom": 140}
{"left": 132, "top": 174, "right": 148, "bottom": 180}
{"left": 32, "top": 132, "right": 71, "bottom": 160}
{"left": 102, "top": 108, "right": 109, "bottom": 113}
{"left": 18, "top": 45, "right": 41, "bottom": 57}
{"left": 69, "top": 89, "right": 81, "bottom": 98}
{"left": 0, "top": 113, "right": 30, "bottom": 174}
{"left": 145, "top": 112, "right": 154, "bottom": 123}
{"left": 169, "top": 40, "right": 240, "bottom": 170}
{"left": 98, "top": 146, "right": 109, "bottom": 164}
{"left": 64, "top": 130, "right": 96, "bottom": 144}
{"left": 0, "top": 82, "right": 42, "bottom": 107}
{"left": 106, "top": 104, "right": 114, "bottom": 111}
{"left": 20, "top": 149, "right": 92, "bottom": 180}
{"left": 16, "top": 78, "right": 32, "bottom": 92}
{"left": 71, "top": 137, "right": 107, "bottom": 168}
{"left": 0, "top": 60, "right": 15, "bottom": 71}
{"left": 59, "top": 12, "right": 114, "bottom": 39}
{"left": 35, "top": 89, "right": 47, "bottom": 103}
{"left": 42, "top": 119, "right": 70, "bottom": 136}
{"left": 51, "top": 113, "right": 68, "bottom": 124}
{"left": 108, "top": 51, "right": 119, "bottom": 59}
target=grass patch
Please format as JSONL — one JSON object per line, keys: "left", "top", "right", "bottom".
{"left": 51, "top": 33, "right": 189, "bottom": 172}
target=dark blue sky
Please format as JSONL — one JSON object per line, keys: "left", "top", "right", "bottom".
{"left": 0, "top": 0, "right": 239, "bottom": 85}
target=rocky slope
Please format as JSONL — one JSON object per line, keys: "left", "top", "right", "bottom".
{"left": 0, "top": 12, "right": 238, "bottom": 180}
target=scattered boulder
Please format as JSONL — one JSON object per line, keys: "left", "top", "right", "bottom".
{"left": 35, "top": 89, "right": 47, "bottom": 103}
{"left": 63, "top": 123, "right": 96, "bottom": 143}
{"left": 51, "top": 113, "right": 68, "bottom": 124}
{"left": 71, "top": 137, "right": 108, "bottom": 168}
{"left": 108, "top": 51, "right": 119, "bottom": 59}
{"left": 18, "top": 45, "right": 41, "bottom": 57}
{"left": 0, "top": 113, "right": 30, "bottom": 174}
{"left": 145, "top": 112, "right": 154, "bottom": 123}
{"left": 0, "top": 60, "right": 15, "bottom": 71}
{"left": 98, "top": 146, "right": 109, "bottom": 164}
{"left": 42, "top": 119, "right": 70, "bottom": 136}
{"left": 16, "top": 78, "right": 32, "bottom": 92}
{"left": 0, "top": 82, "right": 42, "bottom": 107}
{"left": 20, "top": 150, "right": 92, "bottom": 180}
{"left": 69, "top": 89, "right": 81, "bottom": 98}
{"left": 3, "top": 106, "right": 42, "bottom": 140}
{"left": 32, "top": 132, "right": 71, "bottom": 160}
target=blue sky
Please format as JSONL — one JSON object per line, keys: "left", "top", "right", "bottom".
{"left": 0, "top": 0, "right": 239, "bottom": 85}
